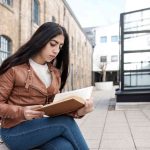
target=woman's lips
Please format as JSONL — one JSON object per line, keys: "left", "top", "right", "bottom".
{"left": 49, "top": 55, "right": 55, "bottom": 60}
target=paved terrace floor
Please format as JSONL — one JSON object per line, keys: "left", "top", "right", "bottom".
{"left": 1, "top": 87, "right": 150, "bottom": 150}
{"left": 76, "top": 87, "right": 150, "bottom": 150}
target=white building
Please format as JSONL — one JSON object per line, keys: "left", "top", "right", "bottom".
{"left": 92, "top": 0, "right": 150, "bottom": 87}
{"left": 93, "top": 23, "right": 120, "bottom": 84}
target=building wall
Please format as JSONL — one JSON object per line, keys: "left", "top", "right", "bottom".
{"left": 93, "top": 23, "right": 120, "bottom": 72}
{"left": 0, "top": 1, "right": 20, "bottom": 52}
{"left": 0, "top": 0, "right": 93, "bottom": 91}
{"left": 92, "top": 23, "right": 120, "bottom": 84}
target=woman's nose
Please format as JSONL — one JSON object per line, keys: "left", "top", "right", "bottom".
{"left": 53, "top": 46, "right": 60, "bottom": 54}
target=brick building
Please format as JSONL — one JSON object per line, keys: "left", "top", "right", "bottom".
{"left": 0, "top": 0, "right": 93, "bottom": 91}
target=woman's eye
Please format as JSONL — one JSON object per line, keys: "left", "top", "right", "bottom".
{"left": 50, "top": 43, "right": 56, "bottom": 47}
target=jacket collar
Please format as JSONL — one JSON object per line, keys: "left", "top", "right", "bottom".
{"left": 25, "top": 62, "right": 58, "bottom": 96}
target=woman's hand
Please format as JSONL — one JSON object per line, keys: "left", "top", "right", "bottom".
{"left": 76, "top": 98, "right": 94, "bottom": 117}
{"left": 23, "top": 105, "right": 45, "bottom": 120}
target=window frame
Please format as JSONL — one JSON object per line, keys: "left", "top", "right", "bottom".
{"left": 111, "top": 35, "right": 119, "bottom": 42}
{"left": 111, "top": 55, "right": 118, "bottom": 62}
{"left": 100, "top": 56, "right": 107, "bottom": 62}
{"left": 0, "top": 35, "right": 12, "bottom": 62}
{"left": 100, "top": 36, "right": 107, "bottom": 43}
{"left": 0, "top": 0, "right": 13, "bottom": 6}
{"left": 33, "top": 0, "right": 40, "bottom": 25}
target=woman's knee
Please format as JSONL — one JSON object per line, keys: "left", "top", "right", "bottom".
{"left": 40, "top": 137, "right": 74, "bottom": 150}
{"left": 55, "top": 115, "right": 76, "bottom": 127}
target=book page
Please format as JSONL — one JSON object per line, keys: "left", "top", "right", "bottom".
{"left": 54, "top": 86, "right": 93, "bottom": 102}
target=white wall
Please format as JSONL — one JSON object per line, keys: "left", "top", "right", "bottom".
{"left": 93, "top": 23, "right": 120, "bottom": 72}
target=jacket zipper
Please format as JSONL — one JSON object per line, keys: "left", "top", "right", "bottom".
{"left": 26, "top": 68, "right": 52, "bottom": 104}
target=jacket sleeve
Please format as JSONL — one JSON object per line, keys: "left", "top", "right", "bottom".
{"left": 0, "top": 68, "right": 25, "bottom": 119}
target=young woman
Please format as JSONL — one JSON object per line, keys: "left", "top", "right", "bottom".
{"left": 0, "top": 22, "right": 94, "bottom": 150}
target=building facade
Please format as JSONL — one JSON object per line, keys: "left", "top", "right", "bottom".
{"left": 93, "top": 23, "right": 120, "bottom": 84}
{"left": 0, "top": 0, "right": 93, "bottom": 91}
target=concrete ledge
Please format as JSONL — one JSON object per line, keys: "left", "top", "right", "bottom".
{"left": 95, "top": 81, "right": 113, "bottom": 90}
{"left": 116, "top": 102, "right": 150, "bottom": 110}
{"left": 116, "top": 89, "right": 150, "bottom": 102}
{"left": 0, "top": 143, "right": 9, "bottom": 150}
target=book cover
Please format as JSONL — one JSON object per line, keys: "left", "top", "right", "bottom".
{"left": 37, "top": 86, "right": 93, "bottom": 117}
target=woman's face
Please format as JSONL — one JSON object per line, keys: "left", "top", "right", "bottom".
{"left": 34, "top": 34, "right": 64, "bottom": 64}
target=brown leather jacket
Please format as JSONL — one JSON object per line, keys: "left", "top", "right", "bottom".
{"left": 0, "top": 63, "right": 60, "bottom": 128}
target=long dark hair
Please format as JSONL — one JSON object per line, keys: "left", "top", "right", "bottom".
{"left": 0, "top": 22, "right": 69, "bottom": 91}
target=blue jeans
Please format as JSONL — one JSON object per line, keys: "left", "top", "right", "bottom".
{"left": 1, "top": 116, "right": 89, "bottom": 150}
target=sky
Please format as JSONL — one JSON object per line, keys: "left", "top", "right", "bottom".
{"left": 66, "top": 0, "right": 125, "bottom": 27}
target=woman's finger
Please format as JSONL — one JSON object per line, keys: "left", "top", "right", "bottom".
{"left": 85, "top": 100, "right": 93, "bottom": 108}
{"left": 24, "top": 109, "right": 45, "bottom": 120}
{"left": 26, "top": 105, "right": 43, "bottom": 110}
{"left": 84, "top": 100, "right": 94, "bottom": 112}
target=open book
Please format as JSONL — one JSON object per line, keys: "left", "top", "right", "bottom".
{"left": 37, "top": 86, "right": 93, "bottom": 117}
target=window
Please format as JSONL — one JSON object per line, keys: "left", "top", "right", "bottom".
{"left": 1, "top": 0, "right": 12, "bottom": 6}
{"left": 71, "top": 36, "right": 74, "bottom": 51}
{"left": 100, "top": 56, "right": 107, "bottom": 62}
{"left": 64, "top": 7, "right": 66, "bottom": 17}
{"left": 52, "top": 16, "right": 56, "bottom": 22}
{"left": 33, "top": 0, "right": 39, "bottom": 25}
{"left": 100, "top": 36, "right": 107, "bottom": 43}
{"left": 111, "top": 55, "right": 118, "bottom": 62}
{"left": 77, "top": 42, "right": 80, "bottom": 55}
{"left": 63, "top": 7, "right": 66, "bottom": 22}
{"left": 111, "top": 35, "right": 119, "bottom": 42}
{"left": 0, "top": 35, "right": 11, "bottom": 62}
